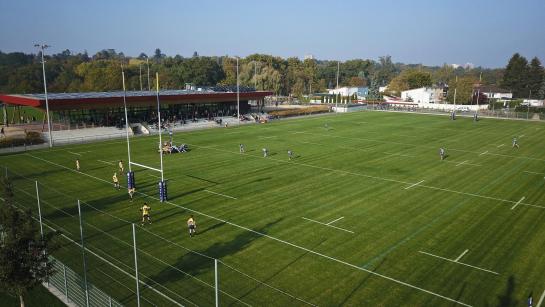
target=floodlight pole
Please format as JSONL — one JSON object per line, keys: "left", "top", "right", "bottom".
{"left": 139, "top": 64, "right": 143, "bottom": 91}
{"left": 146, "top": 57, "right": 151, "bottom": 91}
{"left": 35, "top": 44, "right": 53, "bottom": 147}
{"left": 335, "top": 61, "right": 340, "bottom": 113}
{"left": 214, "top": 259, "right": 219, "bottom": 307}
{"left": 122, "top": 71, "right": 132, "bottom": 172}
{"left": 156, "top": 73, "right": 164, "bottom": 182}
{"left": 236, "top": 57, "right": 240, "bottom": 125}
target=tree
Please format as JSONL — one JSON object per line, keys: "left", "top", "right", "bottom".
{"left": 348, "top": 76, "right": 365, "bottom": 87}
{"left": 528, "top": 57, "right": 544, "bottom": 98}
{"left": 153, "top": 48, "right": 165, "bottom": 62}
{"left": 192, "top": 51, "right": 199, "bottom": 58}
{"left": 538, "top": 75, "right": 545, "bottom": 100}
{"left": 501, "top": 53, "right": 530, "bottom": 98}
{"left": 387, "top": 69, "right": 432, "bottom": 95}
{"left": 0, "top": 177, "right": 56, "bottom": 307}
{"left": 446, "top": 76, "right": 476, "bottom": 104}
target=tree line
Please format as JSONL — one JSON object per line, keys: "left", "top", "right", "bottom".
{"left": 0, "top": 48, "right": 543, "bottom": 101}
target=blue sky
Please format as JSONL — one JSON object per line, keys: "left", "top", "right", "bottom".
{"left": 0, "top": 0, "right": 544, "bottom": 68}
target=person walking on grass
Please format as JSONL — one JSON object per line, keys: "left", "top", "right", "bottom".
{"left": 288, "top": 150, "right": 293, "bottom": 161}
{"left": 112, "top": 172, "right": 120, "bottom": 190}
{"left": 439, "top": 147, "right": 445, "bottom": 160}
{"left": 239, "top": 143, "right": 245, "bottom": 153}
{"left": 76, "top": 159, "right": 80, "bottom": 171}
{"left": 512, "top": 137, "right": 519, "bottom": 148}
{"left": 128, "top": 187, "right": 135, "bottom": 202}
{"left": 262, "top": 147, "right": 268, "bottom": 157}
{"left": 140, "top": 202, "right": 151, "bottom": 225}
{"left": 187, "top": 215, "right": 197, "bottom": 237}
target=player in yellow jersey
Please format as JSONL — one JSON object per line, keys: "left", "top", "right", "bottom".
{"left": 118, "top": 160, "right": 124, "bottom": 173}
{"left": 112, "top": 172, "right": 120, "bottom": 190}
{"left": 140, "top": 203, "right": 151, "bottom": 225}
{"left": 187, "top": 215, "right": 196, "bottom": 237}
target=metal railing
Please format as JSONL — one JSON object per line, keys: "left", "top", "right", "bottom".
{"left": 48, "top": 256, "right": 124, "bottom": 307}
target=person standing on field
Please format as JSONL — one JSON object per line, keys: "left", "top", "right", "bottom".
{"left": 76, "top": 159, "right": 80, "bottom": 171}
{"left": 187, "top": 215, "right": 196, "bottom": 237}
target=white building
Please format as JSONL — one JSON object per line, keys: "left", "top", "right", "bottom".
{"left": 401, "top": 87, "right": 443, "bottom": 104}
{"left": 328, "top": 87, "right": 369, "bottom": 99}
{"left": 476, "top": 85, "right": 513, "bottom": 100}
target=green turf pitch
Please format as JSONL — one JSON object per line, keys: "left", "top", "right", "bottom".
{"left": 2, "top": 111, "right": 545, "bottom": 306}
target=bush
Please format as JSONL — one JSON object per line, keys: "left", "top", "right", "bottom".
{"left": 268, "top": 106, "right": 330, "bottom": 118}
{"left": 0, "top": 131, "right": 45, "bottom": 148}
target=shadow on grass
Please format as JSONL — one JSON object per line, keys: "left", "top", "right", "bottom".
{"left": 145, "top": 218, "right": 283, "bottom": 289}
{"left": 496, "top": 275, "right": 517, "bottom": 307}
{"left": 338, "top": 256, "right": 387, "bottom": 306}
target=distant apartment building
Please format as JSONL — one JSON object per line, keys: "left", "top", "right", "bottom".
{"left": 401, "top": 87, "right": 444, "bottom": 104}
{"left": 328, "top": 86, "right": 369, "bottom": 99}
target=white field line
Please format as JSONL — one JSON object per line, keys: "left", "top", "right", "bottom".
{"left": 497, "top": 144, "right": 505, "bottom": 148}
{"left": 405, "top": 180, "right": 424, "bottom": 190}
{"left": 192, "top": 145, "right": 545, "bottom": 210}
{"left": 511, "top": 197, "right": 526, "bottom": 210}
{"left": 97, "top": 160, "right": 114, "bottom": 165}
{"left": 302, "top": 217, "right": 354, "bottom": 234}
{"left": 204, "top": 189, "right": 237, "bottom": 200}
{"left": 537, "top": 288, "right": 545, "bottom": 307}
{"left": 454, "top": 249, "right": 469, "bottom": 262}
{"left": 293, "top": 130, "right": 545, "bottom": 162}
{"left": 523, "top": 171, "right": 545, "bottom": 175}
{"left": 383, "top": 152, "right": 416, "bottom": 158}
{"left": 444, "top": 161, "right": 482, "bottom": 167}
{"left": 479, "top": 151, "right": 488, "bottom": 156}
{"left": 326, "top": 216, "right": 344, "bottom": 225}
{"left": 418, "top": 251, "right": 499, "bottom": 275}
{"left": 259, "top": 136, "right": 277, "bottom": 139}
{"left": 456, "top": 160, "right": 468, "bottom": 167}
{"left": 25, "top": 153, "right": 473, "bottom": 306}
{"left": 519, "top": 134, "right": 525, "bottom": 138}
{"left": 66, "top": 151, "right": 82, "bottom": 156}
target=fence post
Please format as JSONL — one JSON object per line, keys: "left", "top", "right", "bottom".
{"left": 77, "top": 200, "right": 90, "bottom": 307}
{"left": 132, "top": 223, "right": 141, "bottom": 307}
{"left": 35, "top": 181, "right": 44, "bottom": 238}
{"left": 63, "top": 264, "right": 69, "bottom": 302}
{"left": 215, "top": 259, "right": 219, "bottom": 307}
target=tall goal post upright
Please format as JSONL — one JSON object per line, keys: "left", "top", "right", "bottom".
{"left": 122, "top": 70, "right": 136, "bottom": 189}
{"left": 156, "top": 73, "right": 167, "bottom": 202}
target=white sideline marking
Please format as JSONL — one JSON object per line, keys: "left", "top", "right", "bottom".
{"left": 519, "top": 134, "right": 525, "bottom": 138}
{"left": 259, "top": 135, "right": 277, "bottom": 139}
{"left": 479, "top": 151, "right": 488, "bottom": 156}
{"left": 497, "top": 144, "right": 505, "bottom": 148}
{"left": 67, "top": 151, "right": 81, "bottom": 156}
{"left": 97, "top": 160, "right": 114, "bottom": 165}
{"left": 25, "top": 153, "right": 473, "bottom": 306}
{"left": 302, "top": 217, "right": 354, "bottom": 234}
{"left": 444, "top": 161, "right": 482, "bottom": 167}
{"left": 454, "top": 249, "right": 469, "bottom": 262}
{"left": 419, "top": 251, "right": 499, "bottom": 275}
{"left": 456, "top": 160, "right": 468, "bottom": 167}
{"left": 523, "top": 171, "right": 544, "bottom": 175}
{"left": 326, "top": 216, "right": 344, "bottom": 225}
{"left": 537, "top": 288, "right": 545, "bottom": 307}
{"left": 511, "top": 196, "right": 525, "bottom": 210}
{"left": 384, "top": 152, "right": 416, "bottom": 158}
{"left": 204, "top": 189, "right": 237, "bottom": 200}
{"left": 405, "top": 180, "right": 424, "bottom": 190}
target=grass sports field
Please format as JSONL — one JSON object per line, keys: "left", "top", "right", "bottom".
{"left": 2, "top": 110, "right": 545, "bottom": 306}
